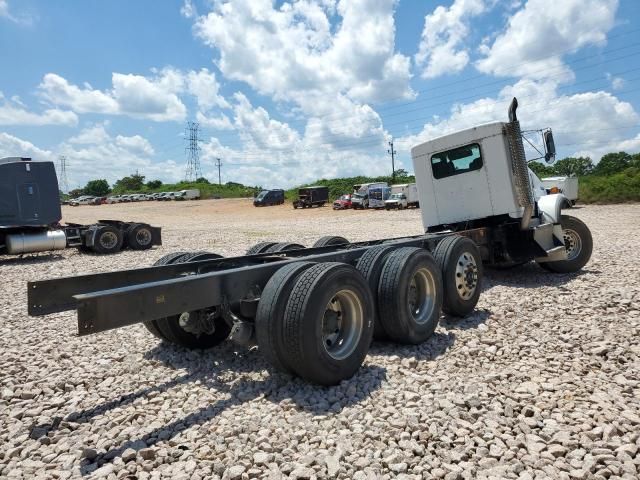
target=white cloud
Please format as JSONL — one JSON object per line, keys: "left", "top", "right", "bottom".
{"left": 180, "top": 0, "right": 197, "bottom": 19}
{"left": 233, "top": 92, "right": 301, "bottom": 150}
{"left": 196, "top": 111, "right": 234, "bottom": 130}
{"left": 186, "top": 68, "right": 229, "bottom": 110}
{"left": 0, "top": 93, "right": 78, "bottom": 126}
{"left": 415, "top": 0, "right": 487, "bottom": 79}
{"left": 0, "top": 132, "right": 53, "bottom": 161}
{"left": 37, "top": 67, "right": 232, "bottom": 123}
{"left": 58, "top": 125, "right": 179, "bottom": 187}
{"left": 0, "top": 0, "right": 10, "bottom": 18}
{"left": 396, "top": 78, "right": 639, "bottom": 163}
{"left": 476, "top": 0, "right": 618, "bottom": 81}
{"left": 0, "top": 0, "right": 33, "bottom": 25}
{"left": 38, "top": 71, "right": 187, "bottom": 122}
{"left": 193, "top": 0, "right": 412, "bottom": 109}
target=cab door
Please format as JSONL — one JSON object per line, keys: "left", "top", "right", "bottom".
{"left": 430, "top": 143, "right": 492, "bottom": 224}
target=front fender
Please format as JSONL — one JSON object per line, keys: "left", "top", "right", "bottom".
{"left": 537, "top": 193, "right": 570, "bottom": 224}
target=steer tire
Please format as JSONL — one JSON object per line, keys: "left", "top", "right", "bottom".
{"left": 312, "top": 236, "right": 349, "bottom": 248}
{"left": 246, "top": 242, "right": 278, "bottom": 255}
{"left": 355, "top": 245, "right": 396, "bottom": 340}
{"left": 266, "top": 242, "right": 305, "bottom": 253}
{"left": 255, "top": 261, "right": 316, "bottom": 373}
{"left": 537, "top": 215, "right": 593, "bottom": 273}
{"left": 378, "top": 248, "right": 443, "bottom": 344}
{"left": 433, "top": 236, "right": 483, "bottom": 317}
{"left": 126, "top": 223, "right": 154, "bottom": 250}
{"left": 282, "top": 262, "right": 374, "bottom": 385}
{"left": 91, "top": 225, "right": 124, "bottom": 254}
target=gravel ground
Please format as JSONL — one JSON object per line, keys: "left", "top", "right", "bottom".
{"left": 1, "top": 201, "right": 639, "bottom": 480}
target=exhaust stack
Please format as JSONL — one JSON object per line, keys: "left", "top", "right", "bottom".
{"left": 504, "top": 97, "right": 534, "bottom": 230}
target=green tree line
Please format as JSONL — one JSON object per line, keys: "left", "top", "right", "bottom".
{"left": 67, "top": 152, "right": 640, "bottom": 204}
{"left": 528, "top": 152, "right": 640, "bottom": 203}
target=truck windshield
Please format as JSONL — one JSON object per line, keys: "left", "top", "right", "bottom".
{"left": 256, "top": 191, "right": 268, "bottom": 200}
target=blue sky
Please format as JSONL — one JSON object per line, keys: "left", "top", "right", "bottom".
{"left": 1, "top": 0, "right": 639, "bottom": 189}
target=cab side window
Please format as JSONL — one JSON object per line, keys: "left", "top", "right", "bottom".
{"left": 431, "top": 143, "right": 483, "bottom": 180}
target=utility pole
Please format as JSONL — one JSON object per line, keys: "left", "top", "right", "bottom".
{"left": 388, "top": 138, "right": 397, "bottom": 181}
{"left": 215, "top": 157, "right": 222, "bottom": 185}
{"left": 57, "top": 155, "right": 69, "bottom": 194}
{"left": 184, "top": 121, "right": 202, "bottom": 182}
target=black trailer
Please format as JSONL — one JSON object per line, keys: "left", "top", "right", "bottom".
{"left": 293, "top": 186, "right": 329, "bottom": 209}
{"left": 28, "top": 229, "right": 489, "bottom": 385}
{"left": 0, "top": 157, "right": 162, "bottom": 256}
{"left": 253, "top": 189, "right": 285, "bottom": 207}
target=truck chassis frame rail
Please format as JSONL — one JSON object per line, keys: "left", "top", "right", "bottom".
{"left": 28, "top": 230, "right": 487, "bottom": 336}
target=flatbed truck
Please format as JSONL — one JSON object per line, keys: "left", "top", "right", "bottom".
{"left": 27, "top": 99, "right": 592, "bottom": 385}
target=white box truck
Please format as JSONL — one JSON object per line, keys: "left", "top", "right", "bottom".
{"left": 351, "top": 182, "right": 388, "bottom": 209}
{"left": 175, "top": 189, "right": 201, "bottom": 201}
{"left": 541, "top": 176, "right": 578, "bottom": 205}
{"left": 385, "top": 183, "right": 420, "bottom": 209}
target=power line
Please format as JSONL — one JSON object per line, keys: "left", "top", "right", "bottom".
{"left": 184, "top": 121, "right": 202, "bottom": 182}
{"left": 192, "top": 53, "right": 640, "bottom": 156}
{"left": 196, "top": 37, "right": 640, "bottom": 139}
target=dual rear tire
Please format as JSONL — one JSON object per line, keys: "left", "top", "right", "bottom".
{"left": 256, "top": 246, "right": 450, "bottom": 384}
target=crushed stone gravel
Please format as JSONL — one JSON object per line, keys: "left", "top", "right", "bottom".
{"left": 0, "top": 201, "right": 638, "bottom": 479}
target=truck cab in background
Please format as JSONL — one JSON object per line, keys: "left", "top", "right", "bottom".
{"left": 411, "top": 98, "right": 591, "bottom": 272}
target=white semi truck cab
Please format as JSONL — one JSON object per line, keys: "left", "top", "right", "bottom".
{"left": 411, "top": 98, "right": 592, "bottom": 271}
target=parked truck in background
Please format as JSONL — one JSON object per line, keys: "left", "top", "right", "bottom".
{"left": 293, "top": 186, "right": 329, "bottom": 209}
{"left": 0, "top": 157, "right": 162, "bottom": 256}
{"left": 351, "top": 182, "right": 388, "bottom": 209}
{"left": 385, "top": 183, "right": 420, "bottom": 210}
{"left": 254, "top": 189, "right": 285, "bottom": 206}
{"left": 175, "top": 189, "right": 201, "bottom": 201}
{"left": 541, "top": 176, "right": 578, "bottom": 205}
{"left": 28, "top": 98, "right": 592, "bottom": 386}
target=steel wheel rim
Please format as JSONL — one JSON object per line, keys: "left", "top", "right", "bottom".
{"left": 408, "top": 267, "right": 437, "bottom": 324}
{"left": 455, "top": 251, "right": 479, "bottom": 300}
{"left": 136, "top": 228, "right": 152, "bottom": 246}
{"left": 563, "top": 228, "right": 582, "bottom": 261}
{"left": 99, "top": 231, "right": 118, "bottom": 249}
{"left": 322, "top": 289, "right": 363, "bottom": 360}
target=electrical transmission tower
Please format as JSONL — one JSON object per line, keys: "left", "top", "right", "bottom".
{"left": 184, "top": 121, "right": 202, "bottom": 182}
{"left": 387, "top": 138, "right": 397, "bottom": 181}
{"left": 57, "top": 155, "right": 69, "bottom": 193}
{"left": 215, "top": 157, "right": 222, "bottom": 185}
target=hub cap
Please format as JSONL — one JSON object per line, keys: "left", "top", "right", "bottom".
{"left": 99, "top": 231, "right": 118, "bottom": 249}
{"left": 563, "top": 228, "right": 582, "bottom": 261}
{"left": 455, "top": 252, "right": 479, "bottom": 300}
{"left": 136, "top": 228, "right": 152, "bottom": 246}
{"left": 408, "top": 267, "right": 437, "bottom": 324}
{"left": 322, "top": 290, "right": 363, "bottom": 360}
